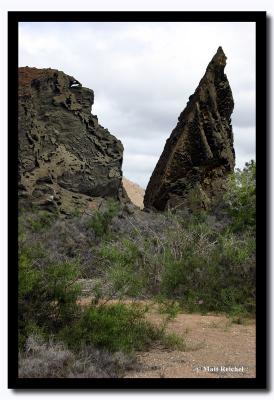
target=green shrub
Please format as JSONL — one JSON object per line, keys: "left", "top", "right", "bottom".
{"left": 186, "top": 183, "right": 210, "bottom": 212}
{"left": 156, "top": 298, "right": 181, "bottom": 319}
{"left": 161, "top": 332, "right": 186, "bottom": 350}
{"left": 59, "top": 303, "right": 161, "bottom": 353}
{"left": 97, "top": 214, "right": 255, "bottom": 316}
{"left": 18, "top": 244, "right": 82, "bottom": 348}
{"left": 224, "top": 160, "right": 256, "bottom": 231}
{"left": 217, "top": 232, "right": 255, "bottom": 267}
{"left": 26, "top": 210, "right": 58, "bottom": 232}
{"left": 160, "top": 231, "right": 255, "bottom": 314}
{"left": 87, "top": 199, "right": 119, "bottom": 238}
{"left": 228, "top": 304, "right": 251, "bottom": 324}
{"left": 101, "top": 239, "right": 145, "bottom": 298}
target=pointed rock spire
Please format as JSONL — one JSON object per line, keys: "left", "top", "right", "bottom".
{"left": 144, "top": 47, "right": 235, "bottom": 211}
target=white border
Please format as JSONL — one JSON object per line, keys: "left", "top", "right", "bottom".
{"left": 1, "top": 1, "right": 273, "bottom": 399}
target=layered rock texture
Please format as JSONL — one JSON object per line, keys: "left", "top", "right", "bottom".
{"left": 18, "top": 67, "right": 123, "bottom": 213}
{"left": 144, "top": 47, "right": 235, "bottom": 211}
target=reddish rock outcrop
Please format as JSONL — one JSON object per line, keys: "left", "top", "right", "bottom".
{"left": 144, "top": 47, "right": 235, "bottom": 211}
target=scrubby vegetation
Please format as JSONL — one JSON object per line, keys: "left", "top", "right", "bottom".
{"left": 19, "top": 335, "right": 138, "bottom": 378}
{"left": 86, "top": 199, "right": 119, "bottom": 238}
{"left": 224, "top": 160, "right": 256, "bottom": 232}
{"left": 58, "top": 303, "right": 164, "bottom": 353}
{"left": 18, "top": 161, "right": 256, "bottom": 378}
{"left": 95, "top": 212, "right": 255, "bottom": 315}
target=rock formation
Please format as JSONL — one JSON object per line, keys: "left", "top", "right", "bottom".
{"left": 18, "top": 67, "right": 123, "bottom": 214}
{"left": 144, "top": 47, "right": 235, "bottom": 212}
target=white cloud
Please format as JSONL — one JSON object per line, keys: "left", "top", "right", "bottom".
{"left": 232, "top": 90, "right": 256, "bottom": 127}
{"left": 234, "top": 126, "right": 256, "bottom": 168}
{"left": 19, "top": 21, "right": 255, "bottom": 188}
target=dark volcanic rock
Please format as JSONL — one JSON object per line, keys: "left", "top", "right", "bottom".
{"left": 18, "top": 67, "right": 123, "bottom": 213}
{"left": 144, "top": 47, "right": 235, "bottom": 211}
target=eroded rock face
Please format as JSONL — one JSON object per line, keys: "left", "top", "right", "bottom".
{"left": 18, "top": 67, "right": 123, "bottom": 213}
{"left": 144, "top": 47, "right": 235, "bottom": 211}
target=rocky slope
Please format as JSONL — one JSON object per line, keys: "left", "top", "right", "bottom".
{"left": 18, "top": 67, "right": 123, "bottom": 214}
{"left": 144, "top": 47, "right": 235, "bottom": 211}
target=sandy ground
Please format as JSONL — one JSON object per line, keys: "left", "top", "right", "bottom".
{"left": 78, "top": 296, "right": 256, "bottom": 379}
{"left": 125, "top": 310, "right": 256, "bottom": 378}
{"left": 122, "top": 177, "right": 145, "bottom": 209}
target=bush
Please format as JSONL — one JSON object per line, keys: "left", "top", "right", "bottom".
{"left": 19, "top": 335, "right": 137, "bottom": 378}
{"left": 159, "top": 228, "right": 255, "bottom": 313}
{"left": 161, "top": 332, "right": 186, "bottom": 350}
{"left": 19, "top": 335, "right": 74, "bottom": 378}
{"left": 224, "top": 160, "right": 256, "bottom": 231}
{"left": 87, "top": 199, "right": 119, "bottom": 238}
{"left": 97, "top": 214, "right": 255, "bottom": 315}
{"left": 24, "top": 210, "right": 58, "bottom": 232}
{"left": 18, "top": 244, "right": 82, "bottom": 348}
{"left": 101, "top": 239, "right": 146, "bottom": 298}
{"left": 59, "top": 303, "right": 161, "bottom": 353}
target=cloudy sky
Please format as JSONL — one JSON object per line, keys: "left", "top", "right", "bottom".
{"left": 19, "top": 22, "right": 255, "bottom": 188}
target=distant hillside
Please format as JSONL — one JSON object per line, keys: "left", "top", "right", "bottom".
{"left": 122, "top": 177, "right": 145, "bottom": 209}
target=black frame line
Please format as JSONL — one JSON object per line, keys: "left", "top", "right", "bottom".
{"left": 8, "top": 10, "right": 267, "bottom": 390}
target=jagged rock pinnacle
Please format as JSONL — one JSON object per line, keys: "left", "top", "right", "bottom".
{"left": 144, "top": 48, "right": 235, "bottom": 211}
{"left": 206, "top": 46, "right": 227, "bottom": 74}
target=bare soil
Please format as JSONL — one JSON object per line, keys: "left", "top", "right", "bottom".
{"left": 125, "top": 310, "right": 256, "bottom": 378}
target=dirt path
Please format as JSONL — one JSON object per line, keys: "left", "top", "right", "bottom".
{"left": 125, "top": 311, "right": 256, "bottom": 378}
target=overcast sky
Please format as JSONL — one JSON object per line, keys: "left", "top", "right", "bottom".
{"left": 19, "top": 22, "right": 255, "bottom": 188}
